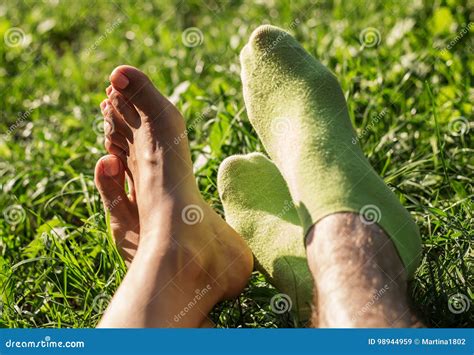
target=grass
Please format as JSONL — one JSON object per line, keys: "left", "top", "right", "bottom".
{"left": 0, "top": 0, "right": 472, "bottom": 328}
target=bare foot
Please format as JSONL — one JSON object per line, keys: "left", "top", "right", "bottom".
{"left": 94, "top": 157, "right": 216, "bottom": 328}
{"left": 98, "top": 65, "right": 253, "bottom": 327}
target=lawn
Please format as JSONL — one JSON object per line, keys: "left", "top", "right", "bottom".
{"left": 0, "top": 0, "right": 472, "bottom": 328}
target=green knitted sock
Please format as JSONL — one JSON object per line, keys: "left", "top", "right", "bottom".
{"left": 218, "top": 153, "right": 313, "bottom": 321}
{"left": 240, "top": 25, "right": 421, "bottom": 277}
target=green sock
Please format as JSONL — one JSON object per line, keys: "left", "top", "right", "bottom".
{"left": 218, "top": 152, "right": 313, "bottom": 321}
{"left": 240, "top": 25, "right": 421, "bottom": 277}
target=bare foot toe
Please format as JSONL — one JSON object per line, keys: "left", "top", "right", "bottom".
{"left": 94, "top": 155, "right": 139, "bottom": 265}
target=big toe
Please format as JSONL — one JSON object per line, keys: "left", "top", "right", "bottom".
{"left": 94, "top": 155, "right": 133, "bottom": 225}
{"left": 109, "top": 65, "right": 170, "bottom": 119}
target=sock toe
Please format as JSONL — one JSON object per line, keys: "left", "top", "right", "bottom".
{"left": 218, "top": 153, "right": 270, "bottom": 204}
{"left": 248, "top": 25, "right": 294, "bottom": 52}
{"left": 218, "top": 153, "right": 313, "bottom": 322}
{"left": 218, "top": 153, "right": 295, "bottom": 219}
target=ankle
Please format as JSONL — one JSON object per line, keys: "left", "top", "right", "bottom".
{"left": 306, "top": 213, "right": 406, "bottom": 279}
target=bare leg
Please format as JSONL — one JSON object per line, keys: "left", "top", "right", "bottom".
{"left": 306, "top": 213, "right": 423, "bottom": 327}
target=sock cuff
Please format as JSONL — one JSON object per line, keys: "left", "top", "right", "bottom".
{"left": 301, "top": 203, "right": 421, "bottom": 279}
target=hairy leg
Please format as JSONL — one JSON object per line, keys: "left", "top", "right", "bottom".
{"left": 306, "top": 213, "right": 423, "bottom": 327}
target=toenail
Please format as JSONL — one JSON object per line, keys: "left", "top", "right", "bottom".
{"left": 103, "top": 157, "right": 120, "bottom": 177}
{"left": 112, "top": 71, "right": 129, "bottom": 89}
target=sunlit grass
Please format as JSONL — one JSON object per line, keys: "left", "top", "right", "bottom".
{"left": 0, "top": 0, "right": 472, "bottom": 328}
